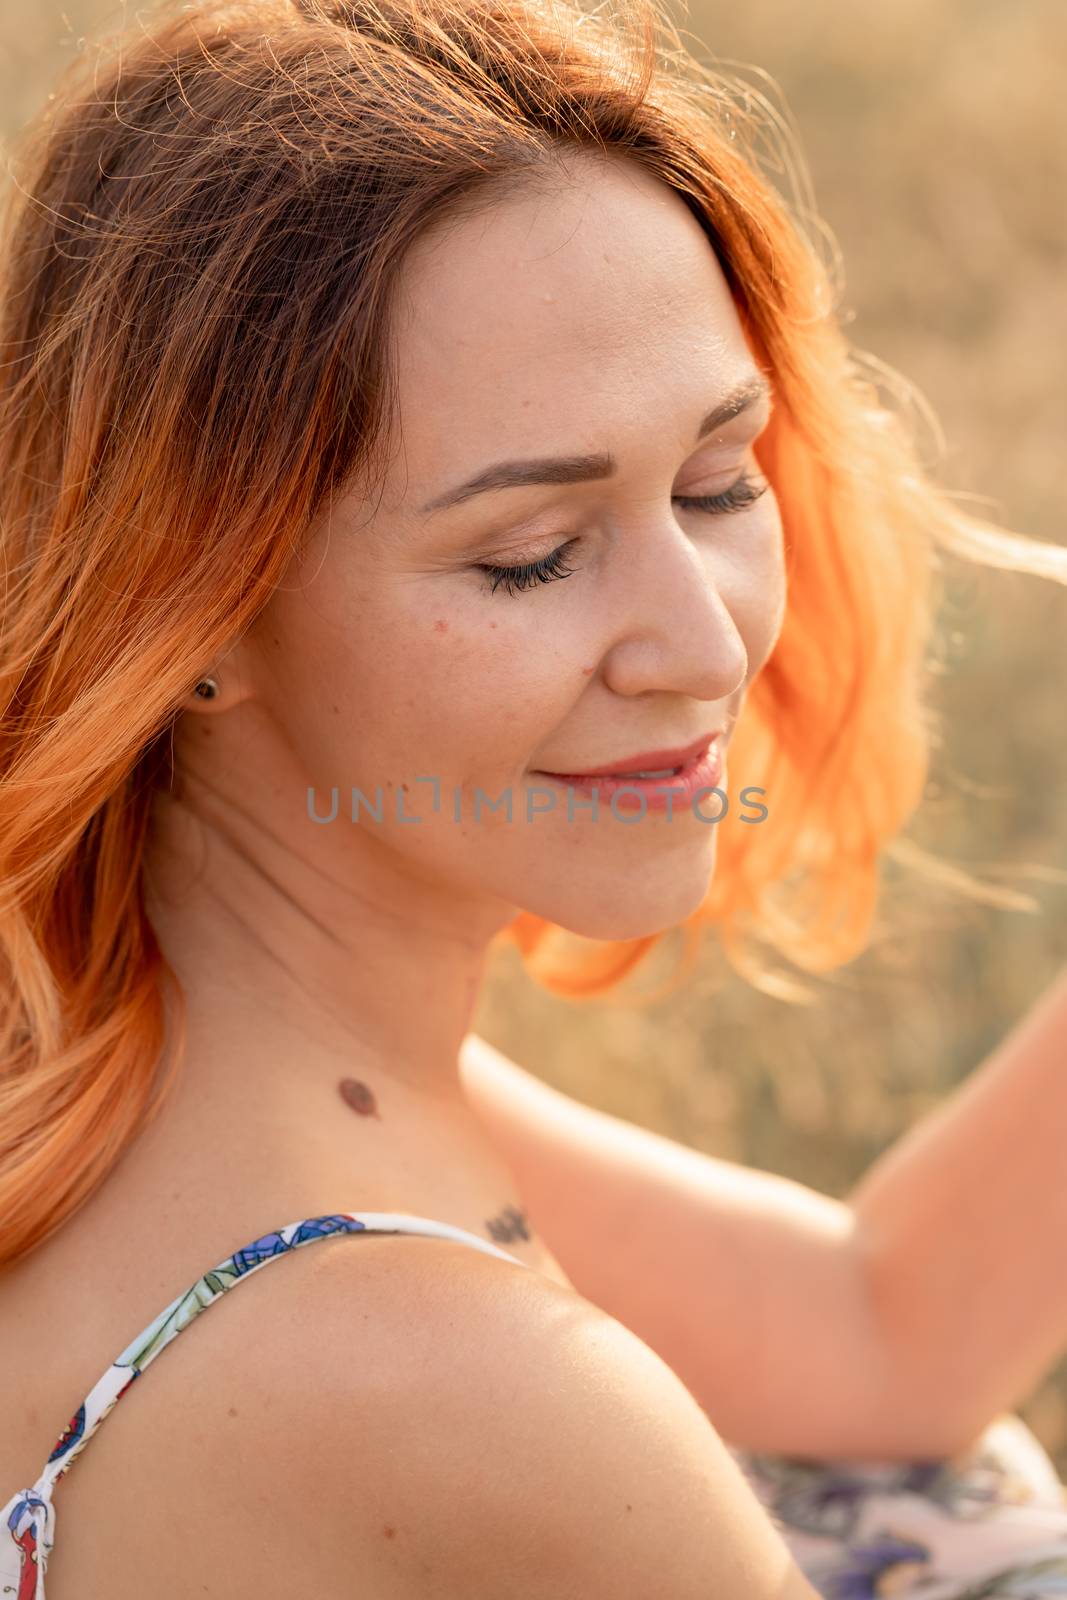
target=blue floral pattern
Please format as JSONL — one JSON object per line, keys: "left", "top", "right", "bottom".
{"left": 733, "top": 1414, "right": 1067, "bottom": 1596}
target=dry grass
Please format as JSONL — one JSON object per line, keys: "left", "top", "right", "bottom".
{"left": 4, "top": 0, "right": 1067, "bottom": 1465}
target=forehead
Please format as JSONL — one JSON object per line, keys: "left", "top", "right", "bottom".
{"left": 377, "top": 156, "right": 752, "bottom": 505}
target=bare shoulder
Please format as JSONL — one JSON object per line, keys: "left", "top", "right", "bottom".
{"left": 306, "top": 1233, "right": 817, "bottom": 1599}
{"left": 44, "top": 1230, "right": 521, "bottom": 1598}
{"left": 49, "top": 1232, "right": 815, "bottom": 1598}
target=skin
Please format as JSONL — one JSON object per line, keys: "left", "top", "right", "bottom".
{"left": 143, "top": 148, "right": 786, "bottom": 1175}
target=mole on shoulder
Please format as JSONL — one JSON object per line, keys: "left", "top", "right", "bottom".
{"left": 484, "top": 1202, "right": 531, "bottom": 1246}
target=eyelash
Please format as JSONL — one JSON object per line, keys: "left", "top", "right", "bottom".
{"left": 475, "top": 470, "right": 770, "bottom": 597}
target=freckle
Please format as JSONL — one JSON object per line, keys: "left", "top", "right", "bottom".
{"left": 433, "top": 618, "right": 449, "bottom": 633}
{"left": 228, "top": 1406, "right": 239, "bottom": 1418}
{"left": 382, "top": 1526, "right": 397, "bottom": 1540}
{"left": 331, "top": 704, "right": 339, "bottom": 714}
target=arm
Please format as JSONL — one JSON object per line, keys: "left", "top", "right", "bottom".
{"left": 465, "top": 964, "right": 1067, "bottom": 1462}
{"left": 461, "top": 1031, "right": 896, "bottom": 1460}
{"left": 846, "top": 963, "right": 1067, "bottom": 1456}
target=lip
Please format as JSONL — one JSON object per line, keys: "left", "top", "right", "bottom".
{"left": 534, "top": 729, "right": 723, "bottom": 780}
{"left": 531, "top": 734, "right": 726, "bottom": 812}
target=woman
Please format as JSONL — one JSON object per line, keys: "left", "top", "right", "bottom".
{"left": 1, "top": 0, "right": 1065, "bottom": 1594}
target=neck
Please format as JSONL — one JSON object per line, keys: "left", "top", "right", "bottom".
{"left": 144, "top": 780, "right": 517, "bottom": 1112}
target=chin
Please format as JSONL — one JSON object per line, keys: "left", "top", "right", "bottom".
{"left": 527, "top": 859, "right": 719, "bottom": 945}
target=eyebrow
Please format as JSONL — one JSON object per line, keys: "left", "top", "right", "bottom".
{"left": 417, "top": 370, "right": 772, "bottom": 516}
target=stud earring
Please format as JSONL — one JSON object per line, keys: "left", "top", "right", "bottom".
{"left": 193, "top": 676, "right": 219, "bottom": 700}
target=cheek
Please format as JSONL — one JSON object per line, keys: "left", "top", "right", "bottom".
{"left": 731, "top": 511, "right": 787, "bottom": 673}
{"left": 353, "top": 607, "right": 566, "bottom": 766}
{"left": 745, "top": 568, "right": 787, "bottom": 673}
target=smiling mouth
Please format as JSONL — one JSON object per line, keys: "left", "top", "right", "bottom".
{"left": 529, "top": 733, "right": 727, "bottom": 796}
{"left": 533, "top": 730, "right": 723, "bottom": 782}
{"left": 539, "top": 764, "right": 684, "bottom": 780}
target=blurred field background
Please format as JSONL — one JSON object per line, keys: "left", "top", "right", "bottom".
{"left": 3, "top": 0, "right": 1066, "bottom": 1465}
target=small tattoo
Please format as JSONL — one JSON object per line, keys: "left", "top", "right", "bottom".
{"left": 485, "top": 1203, "right": 531, "bottom": 1246}
{"left": 338, "top": 1077, "right": 381, "bottom": 1119}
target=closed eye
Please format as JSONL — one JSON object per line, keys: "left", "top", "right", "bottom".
{"left": 475, "top": 469, "right": 770, "bottom": 597}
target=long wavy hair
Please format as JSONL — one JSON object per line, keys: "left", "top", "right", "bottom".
{"left": 1, "top": 0, "right": 1064, "bottom": 1268}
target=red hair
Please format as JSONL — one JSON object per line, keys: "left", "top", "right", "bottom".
{"left": 2, "top": 0, "right": 1064, "bottom": 1267}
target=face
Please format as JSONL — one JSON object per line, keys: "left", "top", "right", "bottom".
{"left": 238, "top": 153, "right": 786, "bottom": 943}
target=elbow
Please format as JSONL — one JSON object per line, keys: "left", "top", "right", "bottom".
{"left": 847, "top": 1231, "right": 999, "bottom": 1462}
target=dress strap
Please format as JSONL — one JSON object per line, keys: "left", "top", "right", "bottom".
{"left": 0, "top": 1210, "right": 529, "bottom": 1598}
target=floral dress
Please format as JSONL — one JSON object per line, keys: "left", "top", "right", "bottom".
{"left": 733, "top": 1413, "right": 1067, "bottom": 1596}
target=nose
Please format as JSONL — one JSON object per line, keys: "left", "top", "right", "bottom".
{"left": 599, "top": 512, "right": 749, "bottom": 704}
